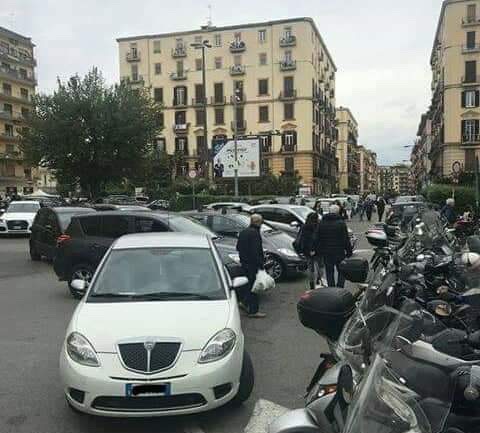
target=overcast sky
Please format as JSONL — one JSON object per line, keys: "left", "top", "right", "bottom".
{"left": 2, "top": 0, "right": 441, "bottom": 164}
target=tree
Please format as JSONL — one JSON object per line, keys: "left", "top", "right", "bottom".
{"left": 20, "top": 68, "right": 162, "bottom": 197}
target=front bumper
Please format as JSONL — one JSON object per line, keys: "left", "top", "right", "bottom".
{"left": 285, "top": 257, "right": 308, "bottom": 274}
{"left": 60, "top": 339, "right": 244, "bottom": 417}
{"left": 0, "top": 221, "right": 31, "bottom": 235}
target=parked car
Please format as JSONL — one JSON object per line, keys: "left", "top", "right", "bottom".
{"left": 183, "top": 210, "right": 307, "bottom": 281}
{"left": 148, "top": 199, "right": 170, "bottom": 211}
{"left": 93, "top": 204, "right": 151, "bottom": 212}
{"left": 54, "top": 212, "right": 243, "bottom": 298}
{"left": 314, "top": 198, "right": 338, "bottom": 214}
{"left": 30, "top": 207, "right": 95, "bottom": 261}
{"left": 205, "top": 202, "right": 252, "bottom": 212}
{"left": 394, "top": 195, "right": 425, "bottom": 204}
{"left": 0, "top": 201, "right": 41, "bottom": 235}
{"left": 60, "top": 233, "right": 254, "bottom": 416}
{"left": 386, "top": 201, "right": 428, "bottom": 228}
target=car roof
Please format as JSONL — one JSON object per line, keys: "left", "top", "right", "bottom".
{"left": 113, "top": 232, "right": 211, "bottom": 249}
{"left": 251, "top": 204, "right": 305, "bottom": 209}
{"left": 392, "top": 202, "right": 424, "bottom": 207}
{"left": 52, "top": 207, "right": 94, "bottom": 213}
{"left": 9, "top": 201, "right": 40, "bottom": 205}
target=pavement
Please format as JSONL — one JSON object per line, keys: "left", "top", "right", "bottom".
{"left": 0, "top": 219, "right": 372, "bottom": 433}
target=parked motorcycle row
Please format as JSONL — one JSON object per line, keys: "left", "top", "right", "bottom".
{"left": 269, "top": 209, "right": 480, "bottom": 433}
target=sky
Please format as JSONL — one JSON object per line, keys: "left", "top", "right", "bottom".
{"left": 1, "top": 0, "right": 441, "bottom": 165}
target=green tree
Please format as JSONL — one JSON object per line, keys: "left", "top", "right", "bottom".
{"left": 20, "top": 68, "right": 162, "bottom": 198}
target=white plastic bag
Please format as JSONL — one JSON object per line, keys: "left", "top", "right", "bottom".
{"left": 252, "top": 270, "right": 275, "bottom": 294}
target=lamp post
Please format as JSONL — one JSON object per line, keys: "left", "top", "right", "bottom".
{"left": 233, "top": 83, "right": 243, "bottom": 198}
{"left": 191, "top": 40, "right": 211, "bottom": 177}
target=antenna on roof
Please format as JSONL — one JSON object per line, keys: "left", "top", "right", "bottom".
{"left": 207, "top": 4, "right": 213, "bottom": 27}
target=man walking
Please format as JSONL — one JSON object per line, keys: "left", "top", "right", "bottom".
{"left": 315, "top": 205, "right": 353, "bottom": 287}
{"left": 441, "top": 198, "right": 457, "bottom": 225}
{"left": 236, "top": 214, "right": 267, "bottom": 318}
{"left": 377, "top": 196, "right": 386, "bottom": 222}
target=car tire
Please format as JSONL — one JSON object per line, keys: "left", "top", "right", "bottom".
{"left": 230, "top": 351, "right": 254, "bottom": 406}
{"left": 29, "top": 242, "right": 41, "bottom": 261}
{"left": 68, "top": 264, "right": 94, "bottom": 299}
{"left": 266, "top": 255, "right": 284, "bottom": 282}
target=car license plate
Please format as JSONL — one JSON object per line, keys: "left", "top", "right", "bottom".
{"left": 13, "top": 226, "right": 21, "bottom": 230}
{"left": 125, "top": 382, "right": 171, "bottom": 397}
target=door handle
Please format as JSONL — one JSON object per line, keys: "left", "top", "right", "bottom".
{"left": 90, "top": 243, "right": 101, "bottom": 249}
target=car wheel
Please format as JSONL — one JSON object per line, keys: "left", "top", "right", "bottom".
{"left": 69, "top": 264, "right": 94, "bottom": 299}
{"left": 266, "top": 255, "right": 284, "bottom": 281}
{"left": 231, "top": 351, "right": 254, "bottom": 406}
{"left": 29, "top": 242, "right": 41, "bottom": 261}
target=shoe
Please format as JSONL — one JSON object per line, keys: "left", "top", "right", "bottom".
{"left": 248, "top": 312, "right": 267, "bottom": 318}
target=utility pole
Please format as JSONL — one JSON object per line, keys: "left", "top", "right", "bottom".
{"left": 233, "top": 86, "right": 239, "bottom": 198}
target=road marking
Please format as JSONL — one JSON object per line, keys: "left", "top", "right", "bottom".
{"left": 244, "top": 399, "right": 289, "bottom": 433}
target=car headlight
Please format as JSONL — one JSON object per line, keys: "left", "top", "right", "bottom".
{"left": 278, "top": 248, "right": 299, "bottom": 258}
{"left": 228, "top": 253, "right": 240, "bottom": 263}
{"left": 198, "top": 328, "right": 236, "bottom": 364}
{"left": 66, "top": 332, "right": 100, "bottom": 367}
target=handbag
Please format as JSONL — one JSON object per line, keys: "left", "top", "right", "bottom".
{"left": 252, "top": 270, "right": 275, "bottom": 293}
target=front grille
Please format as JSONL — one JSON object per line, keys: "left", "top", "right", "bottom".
{"left": 118, "top": 342, "right": 181, "bottom": 373}
{"left": 7, "top": 220, "right": 28, "bottom": 230}
{"left": 92, "top": 394, "right": 206, "bottom": 412}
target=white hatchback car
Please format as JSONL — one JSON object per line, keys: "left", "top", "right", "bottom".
{"left": 60, "top": 233, "right": 253, "bottom": 417}
{"left": 0, "top": 200, "right": 40, "bottom": 235}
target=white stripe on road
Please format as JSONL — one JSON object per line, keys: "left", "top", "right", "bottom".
{"left": 244, "top": 399, "right": 289, "bottom": 433}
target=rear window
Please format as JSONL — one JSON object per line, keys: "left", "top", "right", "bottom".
{"left": 102, "top": 215, "right": 131, "bottom": 238}
{"left": 79, "top": 216, "right": 103, "bottom": 237}
{"left": 58, "top": 211, "right": 92, "bottom": 231}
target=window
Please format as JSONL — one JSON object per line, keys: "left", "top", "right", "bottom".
{"left": 282, "top": 130, "right": 297, "bottom": 151}
{"left": 176, "top": 60, "right": 184, "bottom": 76}
{"left": 153, "top": 40, "right": 161, "bottom": 53}
{"left": 154, "top": 87, "right": 163, "bottom": 103}
{"left": 214, "top": 34, "right": 222, "bottom": 47}
{"left": 284, "top": 50, "right": 293, "bottom": 63}
{"left": 195, "top": 109, "right": 205, "bottom": 126}
{"left": 467, "top": 4, "right": 477, "bottom": 22}
{"left": 175, "top": 136, "right": 188, "bottom": 152}
{"left": 462, "top": 119, "right": 480, "bottom": 142}
{"left": 234, "top": 32, "right": 241, "bottom": 43}
{"left": 80, "top": 216, "right": 103, "bottom": 237}
{"left": 196, "top": 135, "right": 206, "bottom": 156}
{"left": 465, "top": 149, "right": 477, "bottom": 172}
{"left": 155, "top": 137, "right": 166, "bottom": 152}
{"left": 259, "top": 52, "right": 267, "bottom": 66}
{"left": 3, "top": 103, "right": 12, "bottom": 114}
{"left": 3, "top": 83, "right": 11, "bottom": 95}
{"left": 259, "top": 105, "right": 269, "bottom": 122}
{"left": 234, "top": 80, "right": 244, "bottom": 100}
{"left": 258, "top": 29, "right": 267, "bottom": 43}
{"left": 155, "top": 112, "right": 164, "bottom": 128}
{"left": 467, "top": 31, "right": 476, "bottom": 49}
{"left": 174, "top": 86, "right": 187, "bottom": 105}
{"left": 284, "top": 26, "right": 293, "bottom": 39}
{"left": 233, "top": 54, "right": 242, "bottom": 66}
{"left": 465, "top": 60, "right": 477, "bottom": 83}
{"left": 195, "top": 58, "right": 202, "bottom": 71}
{"left": 214, "top": 82, "right": 224, "bottom": 103}
{"left": 134, "top": 217, "right": 167, "bottom": 233}
{"left": 261, "top": 158, "right": 270, "bottom": 174}
{"left": 194, "top": 35, "right": 202, "bottom": 44}
{"left": 102, "top": 215, "right": 131, "bottom": 239}
{"left": 131, "top": 64, "right": 138, "bottom": 81}
{"left": 211, "top": 216, "right": 241, "bottom": 234}
{"left": 284, "top": 102, "right": 295, "bottom": 119}
{"left": 174, "top": 110, "right": 186, "bottom": 125}
{"left": 154, "top": 62, "right": 162, "bottom": 75}
{"left": 215, "top": 108, "right": 224, "bottom": 124}
{"left": 195, "top": 83, "right": 204, "bottom": 103}
{"left": 6, "top": 143, "right": 14, "bottom": 152}
{"left": 462, "top": 89, "right": 479, "bottom": 107}
{"left": 283, "top": 76, "right": 294, "bottom": 97}
{"left": 4, "top": 124, "right": 13, "bottom": 136}
{"left": 175, "top": 38, "right": 184, "bottom": 49}
{"left": 284, "top": 157, "right": 295, "bottom": 173}
{"left": 258, "top": 78, "right": 268, "bottom": 95}
{"left": 21, "top": 107, "right": 29, "bottom": 118}
{"left": 20, "top": 88, "right": 28, "bottom": 99}
{"left": 130, "top": 43, "right": 138, "bottom": 58}
{"left": 259, "top": 134, "right": 272, "bottom": 152}
{"left": 19, "top": 68, "right": 27, "bottom": 79}
{"left": 214, "top": 57, "right": 222, "bottom": 69}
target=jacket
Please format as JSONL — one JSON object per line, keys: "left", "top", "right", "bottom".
{"left": 300, "top": 223, "right": 317, "bottom": 256}
{"left": 315, "top": 213, "right": 352, "bottom": 262}
{"left": 441, "top": 205, "right": 457, "bottom": 225}
{"left": 236, "top": 225, "right": 264, "bottom": 270}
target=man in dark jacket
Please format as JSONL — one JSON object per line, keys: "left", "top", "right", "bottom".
{"left": 236, "top": 214, "right": 266, "bottom": 318}
{"left": 315, "top": 204, "right": 353, "bottom": 287}
{"left": 441, "top": 198, "right": 457, "bottom": 225}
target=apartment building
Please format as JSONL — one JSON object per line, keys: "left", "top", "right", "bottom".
{"left": 428, "top": 0, "right": 480, "bottom": 178}
{"left": 411, "top": 113, "right": 432, "bottom": 192}
{"left": 378, "top": 164, "right": 411, "bottom": 195}
{"left": 335, "top": 107, "right": 360, "bottom": 193}
{"left": 0, "top": 26, "right": 36, "bottom": 196}
{"left": 358, "top": 146, "right": 378, "bottom": 194}
{"left": 117, "top": 17, "right": 338, "bottom": 194}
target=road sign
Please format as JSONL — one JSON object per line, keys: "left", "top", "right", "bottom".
{"left": 188, "top": 170, "right": 197, "bottom": 179}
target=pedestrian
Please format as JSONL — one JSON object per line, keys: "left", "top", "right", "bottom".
{"left": 345, "top": 198, "right": 353, "bottom": 220}
{"left": 299, "top": 212, "right": 323, "bottom": 290}
{"left": 236, "top": 213, "right": 267, "bottom": 318}
{"left": 377, "top": 196, "right": 386, "bottom": 222}
{"left": 357, "top": 198, "right": 365, "bottom": 221}
{"left": 336, "top": 200, "right": 347, "bottom": 220}
{"left": 441, "top": 198, "right": 457, "bottom": 225}
{"left": 315, "top": 204, "right": 353, "bottom": 288}
{"left": 365, "top": 199, "right": 374, "bottom": 222}
{"left": 315, "top": 202, "right": 324, "bottom": 217}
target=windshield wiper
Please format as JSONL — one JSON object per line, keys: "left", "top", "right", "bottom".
{"left": 134, "top": 292, "right": 214, "bottom": 300}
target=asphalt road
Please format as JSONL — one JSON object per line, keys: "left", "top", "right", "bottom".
{"left": 0, "top": 220, "right": 371, "bottom": 433}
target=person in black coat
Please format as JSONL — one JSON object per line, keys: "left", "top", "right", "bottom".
{"left": 236, "top": 214, "right": 266, "bottom": 318}
{"left": 377, "top": 196, "right": 386, "bottom": 222}
{"left": 300, "top": 212, "right": 322, "bottom": 290}
{"left": 315, "top": 204, "right": 353, "bottom": 287}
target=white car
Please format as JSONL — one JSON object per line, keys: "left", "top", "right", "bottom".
{"left": 0, "top": 200, "right": 41, "bottom": 235}
{"left": 59, "top": 233, "right": 254, "bottom": 417}
{"left": 205, "top": 202, "right": 252, "bottom": 212}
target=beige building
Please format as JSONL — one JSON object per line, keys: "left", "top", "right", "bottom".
{"left": 411, "top": 113, "right": 432, "bottom": 192}
{"left": 378, "top": 164, "right": 411, "bottom": 195}
{"left": 429, "top": 0, "right": 480, "bottom": 178}
{"left": 117, "top": 17, "right": 338, "bottom": 194}
{"left": 0, "top": 26, "right": 36, "bottom": 197}
{"left": 335, "top": 107, "right": 360, "bottom": 193}
{"left": 358, "top": 146, "right": 378, "bottom": 194}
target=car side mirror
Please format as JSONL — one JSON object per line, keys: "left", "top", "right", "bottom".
{"left": 70, "top": 279, "right": 88, "bottom": 296}
{"left": 231, "top": 276, "right": 249, "bottom": 289}
{"left": 290, "top": 221, "right": 299, "bottom": 228}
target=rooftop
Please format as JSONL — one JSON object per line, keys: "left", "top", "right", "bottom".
{"left": 0, "top": 26, "right": 35, "bottom": 47}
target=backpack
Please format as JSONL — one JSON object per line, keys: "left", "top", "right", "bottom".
{"left": 292, "top": 226, "right": 304, "bottom": 255}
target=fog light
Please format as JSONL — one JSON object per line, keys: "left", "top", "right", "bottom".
{"left": 213, "top": 383, "right": 232, "bottom": 399}
{"left": 69, "top": 388, "right": 85, "bottom": 404}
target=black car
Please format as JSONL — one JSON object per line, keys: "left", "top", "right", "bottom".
{"left": 386, "top": 202, "right": 428, "bottom": 230}
{"left": 53, "top": 211, "right": 242, "bottom": 298}
{"left": 183, "top": 210, "right": 308, "bottom": 281}
{"left": 30, "top": 207, "right": 94, "bottom": 261}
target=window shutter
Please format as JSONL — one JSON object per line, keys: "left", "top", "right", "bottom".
{"left": 476, "top": 91, "right": 480, "bottom": 107}
{"left": 293, "top": 130, "right": 298, "bottom": 145}
{"left": 462, "top": 91, "right": 466, "bottom": 108}
{"left": 475, "top": 119, "right": 480, "bottom": 135}
{"left": 462, "top": 120, "right": 467, "bottom": 135}
{"left": 173, "top": 89, "right": 177, "bottom": 106}
{"left": 281, "top": 133, "right": 286, "bottom": 147}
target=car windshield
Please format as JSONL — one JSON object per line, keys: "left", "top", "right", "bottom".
{"left": 165, "top": 216, "right": 217, "bottom": 237}
{"left": 291, "top": 206, "right": 314, "bottom": 221}
{"left": 7, "top": 203, "right": 40, "bottom": 213}
{"left": 230, "top": 214, "right": 274, "bottom": 233}
{"left": 88, "top": 247, "right": 226, "bottom": 301}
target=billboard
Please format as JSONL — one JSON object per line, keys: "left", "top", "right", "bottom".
{"left": 212, "top": 137, "right": 260, "bottom": 178}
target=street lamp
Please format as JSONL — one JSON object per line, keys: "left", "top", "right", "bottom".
{"left": 232, "top": 83, "right": 243, "bottom": 198}
{"left": 191, "top": 40, "right": 211, "bottom": 177}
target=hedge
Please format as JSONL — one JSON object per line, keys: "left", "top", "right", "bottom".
{"left": 422, "top": 184, "right": 476, "bottom": 212}
{"left": 169, "top": 195, "right": 278, "bottom": 211}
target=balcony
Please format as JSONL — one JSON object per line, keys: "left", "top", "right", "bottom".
{"left": 173, "top": 123, "right": 190, "bottom": 134}
{"left": 126, "top": 51, "right": 141, "bottom": 62}
{"left": 172, "top": 98, "right": 187, "bottom": 107}
{"left": 0, "top": 47, "right": 36, "bottom": 67}
{"left": 230, "top": 64, "right": 246, "bottom": 76}
{"left": 230, "top": 94, "right": 245, "bottom": 104}
{"left": 210, "top": 96, "right": 226, "bottom": 105}
{"left": 279, "top": 90, "right": 297, "bottom": 100}
{"left": 261, "top": 143, "right": 272, "bottom": 153}
{"left": 279, "top": 35, "right": 296, "bottom": 47}
{"left": 462, "top": 16, "right": 480, "bottom": 26}
{"left": 229, "top": 40, "right": 246, "bottom": 53}
{"left": 171, "top": 46, "right": 187, "bottom": 58}
{"left": 462, "top": 134, "right": 480, "bottom": 144}
{"left": 281, "top": 143, "right": 297, "bottom": 153}
{"left": 0, "top": 133, "right": 20, "bottom": 142}
{"left": 0, "top": 111, "right": 24, "bottom": 122}
{"left": 231, "top": 120, "right": 246, "bottom": 132}
{"left": 0, "top": 151, "right": 22, "bottom": 161}
{"left": 129, "top": 74, "right": 144, "bottom": 85}
{"left": 191, "top": 97, "right": 206, "bottom": 106}
{"left": 0, "top": 67, "right": 36, "bottom": 85}
{"left": 279, "top": 59, "right": 296, "bottom": 71}
{"left": 462, "top": 75, "right": 480, "bottom": 85}
{"left": 170, "top": 71, "right": 187, "bottom": 81}
{"left": 463, "top": 44, "right": 480, "bottom": 53}
{"left": 0, "top": 91, "right": 32, "bottom": 105}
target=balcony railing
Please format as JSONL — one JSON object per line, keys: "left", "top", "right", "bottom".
{"left": 231, "top": 120, "right": 246, "bottom": 132}
{"left": 173, "top": 123, "right": 190, "bottom": 133}
{"left": 171, "top": 46, "right": 187, "bottom": 58}
{"left": 462, "top": 75, "right": 480, "bottom": 84}
{"left": 279, "top": 90, "right": 297, "bottom": 100}
{"left": 279, "top": 59, "right": 296, "bottom": 71}
{"left": 192, "top": 97, "right": 206, "bottom": 106}
{"left": 172, "top": 98, "right": 187, "bottom": 107}
{"left": 463, "top": 44, "right": 480, "bottom": 53}
{"left": 281, "top": 143, "right": 297, "bottom": 153}
{"left": 230, "top": 94, "right": 245, "bottom": 104}
{"left": 130, "top": 74, "right": 144, "bottom": 84}
{"left": 126, "top": 51, "right": 141, "bottom": 62}
{"left": 462, "top": 134, "right": 480, "bottom": 144}
{"left": 230, "top": 64, "right": 246, "bottom": 76}
{"left": 462, "top": 16, "right": 480, "bottom": 26}
{"left": 0, "top": 47, "right": 36, "bottom": 66}
{"left": 0, "top": 151, "right": 22, "bottom": 160}
{"left": 229, "top": 40, "right": 246, "bottom": 53}
{"left": 0, "top": 111, "right": 24, "bottom": 122}
{"left": 174, "top": 147, "right": 189, "bottom": 155}
{"left": 0, "top": 133, "right": 19, "bottom": 141}
{"left": 210, "top": 96, "right": 226, "bottom": 105}
{"left": 0, "top": 67, "right": 36, "bottom": 84}
{"left": 261, "top": 143, "right": 272, "bottom": 153}
{"left": 279, "top": 35, "right": 296, "bottom": 47}
{"left": 170, "top": 71, "right": 187, "bottom": 81}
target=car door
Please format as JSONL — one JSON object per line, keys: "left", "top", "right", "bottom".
{"left": 31, "top": 208, "right": 48, "bottom": 254}
{"left": 209, "top": 215, "right": 242, "bottom": 238}
{"left": 252, "top": 207, "right": 281, "bottom": 232}
{"left": 133, "top": 216, "right": 169, "bottom": 233}
{"left": 44, "top": 210, "right": 62, "bottom": 260}
{"left": 256, "top": 207, "right": 292, "bottom": 234}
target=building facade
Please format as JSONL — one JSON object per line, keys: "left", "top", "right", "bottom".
{"left": 429, "top": 0, "right": 480, "bottom": 179}
{"left": 0, "top": 26, "right": 36, "bottom": 197}
{"left": 335, "top": 107, "right": 360, "bottom": 193}
{"left": 358, "top": 146, "right": 378, "bottom": 194}
{"left": 117, "top": 17, "right": 338, "bottom": 194}
{"left": 378, "top": 164, "right": 411, "bottom": 195}
{"left": 411, "top": 112, "right": 432, "bottom": 192}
